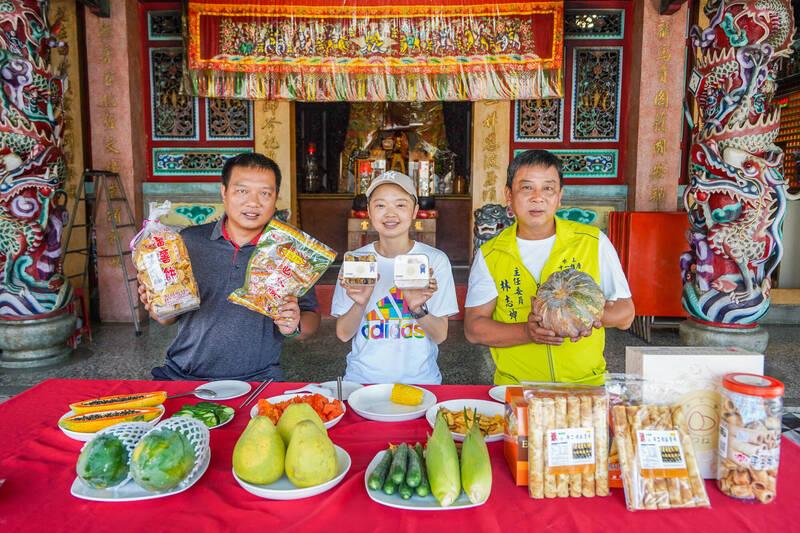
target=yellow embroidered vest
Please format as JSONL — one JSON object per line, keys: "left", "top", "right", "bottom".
{"left": 481, "top": 218, "right": 606, "bottom": 385}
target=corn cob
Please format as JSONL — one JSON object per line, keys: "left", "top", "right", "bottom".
{"left": 390, "top": 383, "right": 424, "bottom": 406}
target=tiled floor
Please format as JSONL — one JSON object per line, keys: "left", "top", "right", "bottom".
{"left": 783, "top": 412, "right": 800, "bottom": 446}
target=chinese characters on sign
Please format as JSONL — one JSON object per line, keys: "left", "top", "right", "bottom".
{"left": 649, "top": 21, "right": 671, "bottom": 210}
{"left": 261, "top": 100, "right": 281, "bottom": 161}
{"left": 481, "top": 105, "right": 500, "bottom": 203}
{"left": 99, "top": 22, "right": 121, "bottom": 265}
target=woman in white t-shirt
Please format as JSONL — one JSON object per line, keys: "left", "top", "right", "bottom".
{"left": 331, "top": 172, "right": 459, "bottom": 384}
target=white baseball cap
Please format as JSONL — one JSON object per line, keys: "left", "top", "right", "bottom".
{"left": 366, "top": 170, "right": 418, "bottom": 201}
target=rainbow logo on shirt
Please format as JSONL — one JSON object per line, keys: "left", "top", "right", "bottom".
{"left": 361, "top": 286, "right": 425, "bottom": 340}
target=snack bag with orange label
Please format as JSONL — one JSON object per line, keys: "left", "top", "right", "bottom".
{"left": 229, "top": 219, "right": 335, "bottom": 318}
{"left": 606, "top": 374, "right": 711, "bottom": 511}
{"left": 131, "top": 201, "right": 201, "bottom": 320}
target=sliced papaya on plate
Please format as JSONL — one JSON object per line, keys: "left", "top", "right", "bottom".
{"left": 69, "top": 391, "right": 166, "bottom": 414}
{"left": 59, "top": 407, "right": 162, "bottom": 433}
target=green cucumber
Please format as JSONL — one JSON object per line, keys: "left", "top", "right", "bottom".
{"left": 368, "top": 448, "right": 393, "bottom": 490}
{"left": 389, "top": 442, "right": 408, "bottom": 485}
{"left": 382, "top": 474, "right": 398, "bottom": 495}
{"left": 405, "top": 443, "right": 422, "bottom": 488}
{"left": 414, "top": 442, "right": 431, "bottom": 498}
{"left": 398, "top": 480, "right": 413, "bottom": 500}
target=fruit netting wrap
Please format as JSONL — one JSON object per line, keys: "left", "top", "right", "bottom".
{"left": 145, "top": 417, "right": 211, "bottom": 485}
{"left": 229, "top": 219, "right": 336, "bottom": 318}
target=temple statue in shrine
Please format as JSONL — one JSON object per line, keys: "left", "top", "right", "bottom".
{"left": 681, "top": 0, "right": 795, "bottom": 329}
{"left": 339, "top": 102, "right": 452, "bottom": 196}
{"left": 0, "top": 1, "right": 72, "bottom": 317}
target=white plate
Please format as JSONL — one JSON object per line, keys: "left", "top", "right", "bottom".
{"left": 425, "top": 400, "right": 505, "bottom": 442}
{"left": 318, "top": 381, "right": 364, "bottom": 401}
{"left": 58, "top": 405, "right": 165, "bottom": 442}
{"left": 364, "top": 450, "right": 486, "bottom": 510}
{"left": 70, "top": 447, "right": 210, "bottom": 501}
{"left": 197, "top": 380, "right": 252, "bottom": 400}
{"left": 233, "top": 445, "right": 351, "bottom": 500}
{"left": 249, "top": 393, "right": 346, "bottom": 429}
{"left": 488, "top": 385, "right": 509, "bottom": 403}
{"left": 347, "top": 384, "right": 436, "bottom": 422}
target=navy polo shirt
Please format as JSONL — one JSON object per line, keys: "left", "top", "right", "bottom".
{"left": 153, "top": 217, "right": 319, "bottom": 381}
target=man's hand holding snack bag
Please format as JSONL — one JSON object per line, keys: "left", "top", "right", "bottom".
{"left": 132, "top": 201, "right": 200, "bottom": 324}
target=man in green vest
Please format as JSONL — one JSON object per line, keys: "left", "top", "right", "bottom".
{"left": 464, "top": 150, "right": 634, "bottom": 385}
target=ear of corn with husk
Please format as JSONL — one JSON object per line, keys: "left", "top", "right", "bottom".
{"left": 460, "top": 408, "right": 493, "bottom": 504}
{"left": 426, "top": 410, "right": 461, "bottom": 506}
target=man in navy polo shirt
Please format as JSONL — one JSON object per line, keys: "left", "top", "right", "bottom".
{"left": 141, "top": 152, "right": 321, "bottom": 381}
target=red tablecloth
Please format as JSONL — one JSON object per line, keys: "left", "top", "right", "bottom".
{"left": 0, "top": 379, "right": 797, "bottom": 533}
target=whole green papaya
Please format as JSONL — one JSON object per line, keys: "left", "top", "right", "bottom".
{"left": 76, "top": 434, "right": 129, "bottom": 489}
{"left": 130, "top": 428, "right": 195, "bottom": 491}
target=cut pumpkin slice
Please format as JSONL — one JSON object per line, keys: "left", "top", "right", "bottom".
{"left": 59, "top": 407, "right": 162, "bottom": 433}
{"left": 70, "top": 391, "right": 167, "bottom": 414}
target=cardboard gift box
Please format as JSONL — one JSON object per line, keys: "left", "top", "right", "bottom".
{"left": 625, "top": 346, "right": 764, "bottom": 479}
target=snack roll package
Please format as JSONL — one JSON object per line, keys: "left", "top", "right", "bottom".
{"left": 606, "top": 374, "right": 711, "bottom": 511}
{"left": 555, "top": 396, "right": 569, "bottom": 497}
{"left": 543, "top": 397, "right": 556, "bottom": 498}
{"left": 229, "top": 219, "right": 336, "bottom": 318}
{"left": 130, "top": 201, "right": 201, "bottom": 320}
{"left": 523, "top": 382, "right": 608, "bottom": 499}
{"left": 580, "top": 396, "right": 595, "bottom": 497}
{"left": 566, "top": 395, "right": 582, "bottom": 497}
{"left": 593, "top": 396, "right": 609, "bottom": 496}
{"left": 527, "top": 397, "right": 545, "bottom": 498}
{"left": 716, "top": 373, "right": 783, "bottom": 504}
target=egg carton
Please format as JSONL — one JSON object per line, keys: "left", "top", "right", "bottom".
{"left": 147, "top": 416, "right": 211, "bottom": 482}
{"left": 78, "top": 421, "right": 153, "bottom": 488}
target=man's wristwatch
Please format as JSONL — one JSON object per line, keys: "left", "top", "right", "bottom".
{"left": 409, "top": 303, "right": 429, "bottom": 320}
{"left": 282, "top": 321, "right": 301, "bottom": 338}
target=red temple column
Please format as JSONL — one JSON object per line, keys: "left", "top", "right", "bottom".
{"left": 624, "top": 1, "right": 690, "bottom": 211}
{"left": 84, "top": 1, "right": 147, "bottom": 322}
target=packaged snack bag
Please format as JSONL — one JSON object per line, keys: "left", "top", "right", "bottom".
{"left": 522, "top": 382, "right": 609, "bottom": 499}
{"left": 229, "top": 219, "right": 335, "bottom": 318}
{"left": 131, "top": 201, "right": 200, "bottom": 320}
{"left": 606, "top": 374, "right": 711, "bottom": 511}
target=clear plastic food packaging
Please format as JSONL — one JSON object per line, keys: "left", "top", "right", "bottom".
{"left": 342, "top": 252, "right": 377, "bottom": 286}
{"left": 229, "top": 219, "right": 335, "bottom": 318}
{"left": 606, "top": 374, "right": 711, "bottom": 510}
{"left": 522, "top": 382, "right": 609, "bottom": 499}
{"left": 131, "top": 201, "right": 200, "bottom": 320}
{"left": 717, "top": 373, "right": 783, "bottom": 504}
{"left": 393, "top": 253, "right": 429, "bottom": 289}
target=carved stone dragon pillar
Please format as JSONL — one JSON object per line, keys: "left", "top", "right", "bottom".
{"left": 680, "top": 0, "right": 795, "bottom": 350}
{"left": 0, "top": 1, "right": 75, "bottom": 366}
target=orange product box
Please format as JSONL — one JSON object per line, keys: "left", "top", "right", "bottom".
{"left": 503, "top": 386, "right": 528, "bottom": 486}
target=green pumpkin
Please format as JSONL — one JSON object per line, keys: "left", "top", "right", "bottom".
{"left": 533, "top": 268, "right": 606, "bottom": 338}
{"left": 76, "top": 434, "right": 130, "bottom": 489}
{"left": 130, "top": 428, "right": 195, "bottom": 492}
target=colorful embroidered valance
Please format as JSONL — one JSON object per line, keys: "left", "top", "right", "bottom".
{"left": 184, "top": 0, "right": 563, "bottom": 101}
